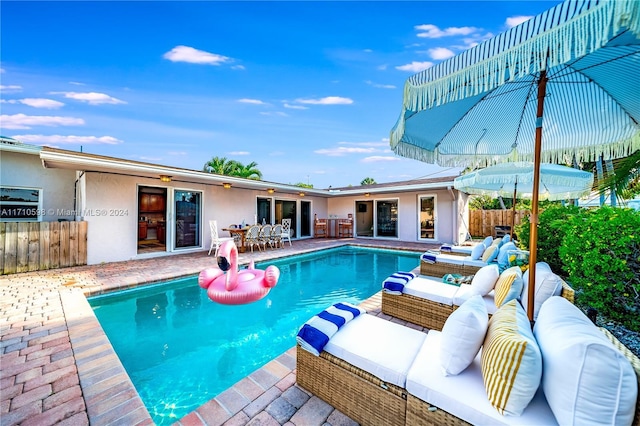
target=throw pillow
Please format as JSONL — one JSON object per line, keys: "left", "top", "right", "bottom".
{"left": 481, "top": 299, "right": 542, "bottom": 416}
{"left": 440, "top": 294, "right": 488, "bottom": 376}
{"left": 482, "top": 236, "right": 494, "bottom": 248}
{"left": 534, "top": 296, "right": 637, "bottom": 426}
{"left": 470, "top": 243, "right": 485, "bottom": 260}
{"left": 491, "top": 237, "right": 502, "bottom": 247}
{"left": 520, "top": 262, "right": 563, "bottom": 320}
{"left": 502, "top": 234, "right": 511, "bottom": 244}
{"left": 496, "top": 242, "right": 517, "bottom": 272}
{"left": 469, "top": 264, "right": 500, "bottom": 296}
{"left": 481, "top": 245, "right": 499, "bottom": 263}
{"left": 494, "top": 266, "right": 523, "bottom": 308}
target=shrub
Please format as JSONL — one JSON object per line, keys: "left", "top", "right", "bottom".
{"left": 559, "top": 206, "right": 640, "bottom": 330}
{"left": 516, "top": 204, "right": 581, "bottom": 274}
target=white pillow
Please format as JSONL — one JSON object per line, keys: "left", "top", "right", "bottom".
{"left": 521, "top": 262, "right": 563, "bottom": 320}
{"left": 469, "top": 264, "right": 500, "bottom": 296}
{"left": 534, "top": 296, "right": 637, "bottom": 426}
{"left": 482, "top": 299, "right": 542, "bottom": 416}
{"left": 440, "top": 295, "right": 488, "bottom": 376}
{"left": 470, "top": 243, "right": 485, "bottom": 260}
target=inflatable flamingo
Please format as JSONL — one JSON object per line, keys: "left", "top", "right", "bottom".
{"left": 198, "top": 240, "right": 280, "bottom": 305}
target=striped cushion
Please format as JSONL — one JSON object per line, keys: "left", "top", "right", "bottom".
{"left": 494, "top": 266, "right": 523, "bottom": 308}
{"left": 481, "top": 245, "right": 498, "bottom": 263}
{"left": 481, "top": 299, "right": 542, "bottom": 416}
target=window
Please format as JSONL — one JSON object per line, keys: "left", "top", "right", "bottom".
{"left": 418, "top": 195, "right": 437, "bottom": 240}
{"left": 0, "top": 186, "right": 41, "bottom": 221}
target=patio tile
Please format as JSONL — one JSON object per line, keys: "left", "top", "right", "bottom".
{"left": 281, "top": 385, "right": 310, "bottom": 409}
{"left": 242, "top": 387, "right": 281, "bottom": 419}
{"left": 216, "top": 387, "right": 250, "bottom": 415}
{"left": 223, "top": 410, "right": 250, "bottom": 426}
{"left": 265, "top": 396, "right": 296, "bottom": 423}
{"left": 326, "top": 409, "right": 359, "bottom": 426}
{"left": 196, "top": 399, "right": 232, "bottom": 426}
{"left": 233, "top": 377, "right": 266, "bottom": 401}
{"left": 289, "top": 396, "right": 333, "bottom": 426}
{"left": 246, "top": 411, "right": 280, "bottom": 426}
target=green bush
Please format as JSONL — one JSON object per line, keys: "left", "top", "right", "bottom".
{"left": 559, "top": 206, "right": 640, "bottom": 330}
{"left": 516, "top": 204, "right": 581, "bottom": 275}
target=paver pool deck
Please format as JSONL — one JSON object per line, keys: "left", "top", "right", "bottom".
{"left": 1, "top": 238, "right": 437, "bottom": 426}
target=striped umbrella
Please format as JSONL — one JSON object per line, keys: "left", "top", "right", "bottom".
{"left": 390, "top": 0, "right": 640, "bottom": 321}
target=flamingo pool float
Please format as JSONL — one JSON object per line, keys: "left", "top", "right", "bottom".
{"left": 198, "top": 240, "right": 280, "bottom": 305}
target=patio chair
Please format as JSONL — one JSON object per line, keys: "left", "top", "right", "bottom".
{"left": 208, "top": 220, "right": 235, "bottom": 256}
{"left": 314, "top": 214, "right": 327, "bottom": 238}
{"left": 338, "top": 213, "right": 353, "bottom": 237}
{"left": 281, "top": 218, "right": 292, "bottom": 246}
{"left": 259, "top": 224, "right": 272, "bottom": 250}
{"left": 245, "top": 225, "right": 262, "bottom": 252}
{"left": 271, "top": 224, "right": 283, "bottom": 248}
{"left": 227, "top": 224, "right": 243, "bottom": 246}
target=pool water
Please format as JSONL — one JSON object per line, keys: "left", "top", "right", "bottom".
{"left": 89, "top": 246, "right": 419, "bottom": 424}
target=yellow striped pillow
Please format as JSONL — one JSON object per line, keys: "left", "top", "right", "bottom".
{"left": 481, "top": 299, "right": 542, "bottom": 416}
{"left": 494, "top": 266, "right": 523, "bottom": 307}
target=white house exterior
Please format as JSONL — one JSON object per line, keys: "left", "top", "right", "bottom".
{"left": 1, "top": 141, "right": 468, "bottom": 266}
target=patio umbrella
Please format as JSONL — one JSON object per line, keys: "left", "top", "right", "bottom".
{"left": 390, "top": 0, "right": 640, "bottom": 321}
{"left": 453, "top": 162, "right": 594, "bottom": 238}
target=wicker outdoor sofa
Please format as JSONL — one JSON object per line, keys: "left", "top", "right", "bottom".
{"left": 296, "top": 298, "right": 640, "bottom": 426}
{"left": 382, "top": 276, "right": 575, "bottom": 331}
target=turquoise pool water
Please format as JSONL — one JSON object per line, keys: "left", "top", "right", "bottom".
{"left": 89, "top": 246, "right": 419, "bottom": 424}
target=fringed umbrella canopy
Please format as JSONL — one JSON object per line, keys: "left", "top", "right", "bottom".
{"left": 390, "top": 0, "right": 640, "bottom": 321}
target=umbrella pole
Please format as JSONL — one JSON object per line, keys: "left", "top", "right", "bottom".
{"left": 511, "top": 180, "right": 517, "bottom": 239}
{"left": 527, "top": 70, "right": 548, "bottom": 323}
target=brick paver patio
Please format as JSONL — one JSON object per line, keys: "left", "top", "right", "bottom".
{"left": 1, "top": 238, "right": 436, "bottom": 425}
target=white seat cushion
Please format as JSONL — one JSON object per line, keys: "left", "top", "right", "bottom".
{"left": 325, "top": 314, "right": 427, "bottom": 388}
{"left": 453, "top": 285, "right": 497, "bottom": 315}
{"left": 404, "top": 277, "right": 459, "bottom": 306}
{"left": 533, "top": 296, "right": 638, "bottom": 426}
{"left": 434, "top": 253, "right": 466, "bottom": 265}
{"left": 521, "top": 262, "right": 563, "bottom": 320}
{"left": 463, "top": 258, "right": 489, "bottom": 268}
{"left": 407, "top": 332, "right": 557, "bottom": 425}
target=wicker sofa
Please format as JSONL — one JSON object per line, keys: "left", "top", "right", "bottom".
{"left": 382, "top": 275, "right": 575, "bottom": 331}
{"left": 297, "top": 298, "right": 640, "bottom": 426}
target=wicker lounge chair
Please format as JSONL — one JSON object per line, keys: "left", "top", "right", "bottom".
{"left": 382, "top": 276, "right": 575, "bottom": 331}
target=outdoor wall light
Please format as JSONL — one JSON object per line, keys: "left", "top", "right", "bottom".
{"left": 364, "top": 192, "right": 370, "bottom": 197}
{"left": 299, "top": 192, "right": 305, "bottom": 196}
{"left": 159, "top": 175, "right": 172, "bottom": 183}
{"left": 222, "top": 183, "right": 232, "bottom": 189}
{"left": 267, "top": 188, "right": 275, "bottom": 194}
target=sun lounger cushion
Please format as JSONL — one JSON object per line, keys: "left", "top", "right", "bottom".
{"left": 520, "top": 262, "right": 563, "bottom": 320}
{"left": 469, "top": 264, "right": 500, "bottom": 296}
{"left": 453, "top": 285, "right": 498, "bottom": 315}
{"left": 471, "top": 243, "right": 485, "bottom": 260}
{"left": 494, "top": 266, "right": 524, "bottom": 308}
{"left": 324, "top": 313, "right": 427, "bottom": 388}
{"left": 533, "top": 296, "right": 638, "bottom": 426}
{"left": 404, "top": 276, "right": 458, "bottom": 306}
{"left": 440, "top": 295, "right": 488, "bottom": 376}
{"left": 481, "top": 299, "right": 542, "bottom": 416}
{"left": 407, "top": 331, "right": 557, "bottom": 425}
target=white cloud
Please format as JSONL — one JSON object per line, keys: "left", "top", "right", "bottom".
{"left": 361, "top": 156, "right": 401, "bottom": 163}
{"left": 415, "top": 24, "right": 478, "bottom": 38}
{"left": 428, "top": 47, "right": 455, "bottom": 60}
{"left": 231, "top": 65, "right": 246, "bottom": 70}
{"left": 295, "top": 96, "right": 353, "bottom": 105}
{"left": 377, "top": 64, "right": 388, "bottom": 71}
{"left": 0, "top": 85, "right": 22, "bottom": 92}
{"left": 1, "top": 98, "right": 65, "bottom": 109}
{"left": 163, "top": 45, "right": 232, "bottom": 66}
{"left": 363, "top": 49, "right": 373, "bottom": 53}
{"left": 237, "top": 98, "right": 266, "bottom": 105}
{"left": 506, "top": 16, "right": 532, "bottom": 28}
{"left": 0, "top": 114, "right": 84, "bottom": 129}
{"left": 338, "top": 141, "right": 388, "bottom": 147}
{"left": 395, "top": 61, "right": 433, "bottom": 72}
{"left": 365, "top": 81, "right": 396, "bottom": 89}
{"left": 69, "top": 81, "right": 86, "bottom": 86}
{"left": 314, "top": 146, "right": 377, "bottom": 156}
{"left": 52, "top": 91, "right": 126, "bottom": 105}
{"left": 283, "top": 103, "right": 308, "bottom": 110}
{"left": 259, "top": 111, "right": 288, "bottom": 117}
{"left": 13, "top": 134, "right": 122, "bottom": 145}
{"left": 228, "top": 151, "right": 250, "bottom": 155}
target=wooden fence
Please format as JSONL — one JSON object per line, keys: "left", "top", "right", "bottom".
{"left": 468, "top": 209, "right": 529, "bottom": 238}
{"left": 0, "top": 221, "right": 88, "bottom": 275}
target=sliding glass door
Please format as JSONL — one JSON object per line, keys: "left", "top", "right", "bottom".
{"left": 418, "top": 195, "right": 436, "bottom": 241}
{"left": 174, "top": 190, "right": 201, "bottom": 249}
{"left": 376, "top": 199, "right": 398, "bottom": 238}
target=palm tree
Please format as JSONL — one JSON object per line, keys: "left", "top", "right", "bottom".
{"left": 361, "top": 177, "right": 376, "bottom": 185}
{"left": 598, "top": 151, "right": 640, "bottom": 201}
{"left": 203, "top": 157, "right": 238, "bottom": 175}
{"left": 234, "top": 161, "right": 263, "bottom": 180}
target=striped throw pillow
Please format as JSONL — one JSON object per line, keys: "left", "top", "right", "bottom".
{"left": 481, "top": 299, "right": 542, "bottom": 416}
{"left": 494, "top": 266, "right": 523, "bottom": 307}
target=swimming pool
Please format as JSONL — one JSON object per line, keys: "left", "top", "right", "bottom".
{"left": 89, "top": 246, "right": 420, "bottom": 424}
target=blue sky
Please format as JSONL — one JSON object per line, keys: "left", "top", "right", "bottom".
{"left": 1, "top": 1, "right": 557, "bottom": 188}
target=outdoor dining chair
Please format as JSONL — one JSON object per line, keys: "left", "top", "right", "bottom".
{"left": 245, "top": 225, "right": 262, "bottom": 253}
{"left": 281, "top": 218, "right": 292, "bottom": 246}
{"left": 259, "top": 224, "right": 272, "bottom": 250}
{"left": 271, "top": 224, "right": 283, "bottom": 248}
{"left": 314, "top": 214, "right": 327, "bottom": 238}
{"left": 208, "top": 220, "right": 235, "bottom": 256}
{"left": 338, "top": 213, "right": 354, "bottom": 237}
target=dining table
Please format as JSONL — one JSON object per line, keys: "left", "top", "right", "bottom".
{"left": 222, "top": 227, "right": 251, "bottom": 253}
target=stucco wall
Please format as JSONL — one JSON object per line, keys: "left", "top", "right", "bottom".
{"left": 1, "top": 150, "right": 77, "bottom": 221}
